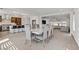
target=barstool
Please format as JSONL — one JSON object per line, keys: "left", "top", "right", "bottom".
{"left": 22, "top": 25, "right": 25, "bottom": 32}
{"left": 14, "top": 26, "right": 18, "bottom": 33}
{"left": 18, "top": 25, "right": 22, "bottom": 32}
{"left": 9, "top": 25, "right": 14, "bottom": 33}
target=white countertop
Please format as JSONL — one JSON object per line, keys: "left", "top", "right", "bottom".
{"left": 0, "top": 22, "right": 15, "bottom": 25}
{"left": 0, "top": 20, "right": 16, "bottom": 25}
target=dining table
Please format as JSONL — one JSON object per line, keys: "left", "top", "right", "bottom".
{"left": 31, "top": 28, "right": 43, "bottom": 40}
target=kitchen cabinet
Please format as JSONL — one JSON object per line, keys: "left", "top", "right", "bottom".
{"left": 2, "top": 25, "right": 9, "bottom": 31}
{"left": 11, "top": 17, "right": 22, "bottom": 25}
{"left": 0, "top": 16, "right": 2, "bottom": 22}
{"left": 0, "top": 26, "right": 2, "bottom": 31}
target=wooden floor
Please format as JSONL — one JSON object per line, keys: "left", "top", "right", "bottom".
{"left": 0, "top": 29, "right": 79, "bottom": 50}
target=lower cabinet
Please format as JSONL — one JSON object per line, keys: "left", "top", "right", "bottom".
{"left": 0, "top": 26, "right": 2, "bottom": 31}
{"left": 2, "top": 25, "right": 9, "bottom": 31}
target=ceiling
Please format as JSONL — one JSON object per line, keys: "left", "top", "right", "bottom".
{"left": 3, "top": 8, "right": 73, "bottom": 16}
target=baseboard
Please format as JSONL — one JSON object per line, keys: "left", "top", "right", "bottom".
{"left": 71, "top": 33, "right": 79, "bottom": 47}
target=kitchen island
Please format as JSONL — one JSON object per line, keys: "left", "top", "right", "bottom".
{"left": 0, "top": 21, "right": 16, "bottom": 31}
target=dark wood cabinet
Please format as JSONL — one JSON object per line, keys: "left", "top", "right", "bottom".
{"left": 0, "top": 26, "right": 2, "bottom": 31}
{"left": 11, "top": 17, "right": 21, "bottom": 25}
{"left": 0, "top": 16, "right": 2, "bottom": 22}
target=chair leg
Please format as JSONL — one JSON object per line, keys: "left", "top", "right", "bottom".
{"left": 29, "top": 40, "right": 32, "bottom": 48}
{"left": 43, "top": 39, "right": 46, "bottom": 48}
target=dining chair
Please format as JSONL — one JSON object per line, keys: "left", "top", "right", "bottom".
{"left": 35, "top": 26, "right": 48, "bottom": 47}
{"left": 18, "top": 25, "right": 22, "bottom": 32}
{"left": 25, "top": 24, "right": 31, "bottom": 40}
{"left": 35, "top": 26, "right": 48, "bottom": 41}
{"left": 48, "top": 26, "right": 53, "bottom": 39}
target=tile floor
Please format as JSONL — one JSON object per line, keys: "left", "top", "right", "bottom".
{"left": 0, "top": 29, "right": 79, "bottom": 50}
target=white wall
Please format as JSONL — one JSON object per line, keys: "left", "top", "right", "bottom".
{"left": 22, "top": 16, "right": 30, "bottom": 25}
{"left": 70, "top": 9, "right": 79, "bottom": 46}
{"left": 30, "top": 16, "right": 41, "bottom": 28}
{"left": 41, "top": 14, "right": 70, "bottom": 27}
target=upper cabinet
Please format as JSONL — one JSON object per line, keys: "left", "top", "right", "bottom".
{"left": 11, "top": 17, "right": 22, "bottom": 25}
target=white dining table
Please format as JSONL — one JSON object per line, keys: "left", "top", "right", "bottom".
{"left": 31, "top": 28, "right": 43, "bottom": 35}
{"left": 31, "top": 28, "right": 43, "bottom": 40}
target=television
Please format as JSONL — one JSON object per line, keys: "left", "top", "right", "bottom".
{"left": 42, "top": 20, "right": 46, "bottom": 24}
